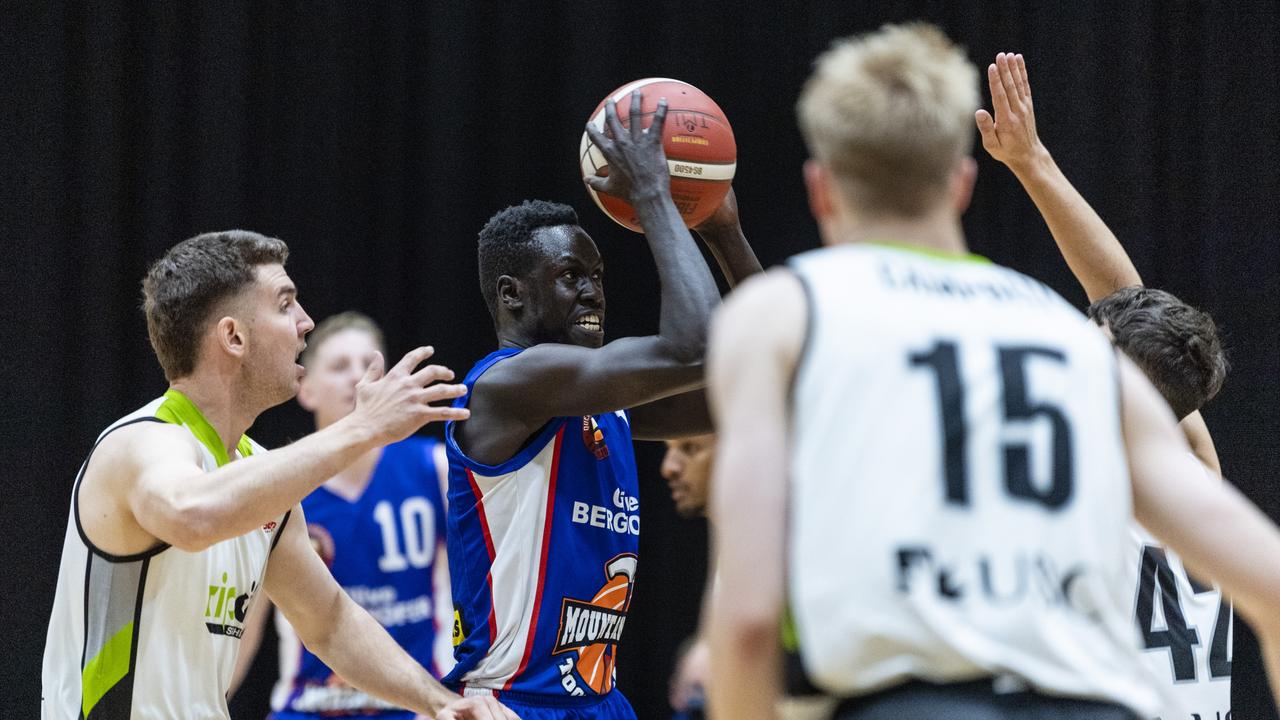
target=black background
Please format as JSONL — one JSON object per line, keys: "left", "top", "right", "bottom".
{"left": 3, "top": 2, "right": 1278, "bottom": 718}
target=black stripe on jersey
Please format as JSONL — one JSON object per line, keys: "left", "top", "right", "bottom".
{"left": 269, "top": 509, "right": 292, "bottom": 554}
{"left": 783, "top": 263, "right": 818, "bottom": 409}
{"left": 73, "top": 417, "right": 171, "bottom": 563}
{"left": 79, "top": 552, "right": 91, "bottom": 720}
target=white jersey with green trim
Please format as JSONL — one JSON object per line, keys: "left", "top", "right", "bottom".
{"left": 1125, "top": 456, "right": 1231, "bottom": 720}
{"left": 785, "top": 243, "right": 1163, "bottom": 716}
{"left": 42, "top": 391, "right": 288, "bottom": 719}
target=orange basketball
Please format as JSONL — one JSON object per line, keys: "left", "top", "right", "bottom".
{"left": 579, "top": 78, "right": 736, "bottom": 233}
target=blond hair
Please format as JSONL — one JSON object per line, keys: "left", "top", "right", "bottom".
{"left": 299, "top": 311, "right": 385, "bottom": 368}
{"left": 797, "top": 23, "right": 979, "bottom": 217}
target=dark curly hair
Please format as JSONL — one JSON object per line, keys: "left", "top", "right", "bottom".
{"left": 1087, "top": 287, "right": 1227, "bottom": 419}
{"left": 477, "top": 200, "right": 579, "bottom": 319}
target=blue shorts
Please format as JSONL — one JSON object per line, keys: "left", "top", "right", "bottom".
{"left": 491, "top": 690, "right": 636, "bottom": 720}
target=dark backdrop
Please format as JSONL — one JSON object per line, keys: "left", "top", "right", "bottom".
{"left": 4, "top": 2, "right": 1278, "bottom": 718}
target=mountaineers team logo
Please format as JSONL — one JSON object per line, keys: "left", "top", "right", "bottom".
{"left": 552, "top": 554, "right": 637, "bottom": 695}
{"left": 582, "top": 415, "right": 609, "bottom": 460}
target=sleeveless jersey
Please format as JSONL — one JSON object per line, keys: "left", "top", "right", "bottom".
{"left": 1124, "top": 460, "right": 1231, "bottom": 720}
{"left": 270, "top": 436, "right": 453, "bottom": 718}
{"left": 786, "top": 242, "right": 1163, "bottom": 717}
{"left": 443, "top": 348, "right": 640, "bottom": 703}
{"left": 42, "top": 389, "right": 288, "bottom": 720}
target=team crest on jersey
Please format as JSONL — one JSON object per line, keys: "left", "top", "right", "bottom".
{"left": 582, "top": 416, "right": 609, "bottom": 460}
{"left": 552, "top": 554, "right": 636, "bottom": 695}
{"left": 307, "top": 523, "right": 336, "bottom": 568}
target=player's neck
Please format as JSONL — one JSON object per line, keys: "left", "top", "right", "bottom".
{"left": 167, "top": 377, "right": 258, "bottom": 457}
{"left": 833, "top": 211, "right": 968, "bottom": 257}
{"left": 316, "top": 416, "right": 382, "bottom": 500}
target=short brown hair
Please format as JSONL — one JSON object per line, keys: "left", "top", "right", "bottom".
{"left": 797, "top": 23, "right": 978, "bottom": 217}
{"left": 1088, "top": 287, "right": 1227, "bottom": 419}
{"left": 299, "top": 311, "right": 386, "bottom": 368}
{"left": 142, "top": 230, "right": 289, "bottom": 380}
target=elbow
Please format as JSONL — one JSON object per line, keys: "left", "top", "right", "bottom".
{"left": 722, "top": 614, "right": 779, "bottom": 658}
{"left": 663, "top": 335, "right": 708, "bottom": 368}
{"left": 155, "top": 495, "right": 223, "bottom": 552}
{"left": 713, "top": 602, "right": 781, "bottom": 656}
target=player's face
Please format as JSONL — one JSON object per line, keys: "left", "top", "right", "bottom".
{"left": 241, "top": 264, "right": 314, "bottom": 405}
{"left": 661, "top": 434, "right": 716, "bottom": 518}
{"left": 298, "top": 329, "right": 381, "bottom": 427}
{"left": 525, "top": 225, "right": 606, "bottom": 348}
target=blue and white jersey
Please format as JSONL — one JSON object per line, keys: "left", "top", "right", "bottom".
{"left": 444, "top": 348, "right": 641, "bottom": 703}
{"left": 271, "top": 437, "right": 452, "bottom": 719}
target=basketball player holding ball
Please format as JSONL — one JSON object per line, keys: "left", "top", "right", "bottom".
{"left": 441, "top": 91, "right": 759, "bottom": 719}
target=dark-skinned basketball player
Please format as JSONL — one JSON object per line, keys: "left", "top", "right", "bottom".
{"left": 440, "top": 92, "right": 761, "bottom": 720}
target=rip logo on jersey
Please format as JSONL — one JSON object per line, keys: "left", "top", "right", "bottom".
{"left": 582, "top": 415, "right": 609, "bottom": 460}
{"left": 553, "top": 554, "right": 637, "bottom": 696}
{"left": 204, "top": 572, "right": 258, "bottom": 638}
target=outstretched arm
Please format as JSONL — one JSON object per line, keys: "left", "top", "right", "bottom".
{"left": 706, "top": 270, "right": 807, "bottom": 720}
{"left": 83, "top": 348, "right": 468, "bottom": 554}
{"left": 1122, "top": 356, "right": 1280, "bottom": 704}
{"left": 267, "top": 506, "right": 517, "bottom": 720}
{"left": 976, "top": 52, "right": 1141, "bottom": 302}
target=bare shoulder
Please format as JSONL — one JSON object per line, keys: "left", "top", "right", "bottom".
{"left": 84, "top": 421, "right": 203, "bottom": 495}
{"left": 711, "top": 268, "right": 807, "bottom": 359}
{"left": 78, "top": 421, "right": 205, "bottom": 555}
{"left": 103, "top": 421, "right": 203, "bottom": 467}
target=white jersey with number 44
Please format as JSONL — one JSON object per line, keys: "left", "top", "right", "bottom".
{"left": 786, "top": 243, "right": 1165, "bottom": 717}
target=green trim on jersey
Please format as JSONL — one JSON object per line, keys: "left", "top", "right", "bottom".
{"left": 780, "top": 605, "right": 799, "bottom": 652}
{"left": 81, "top": 621, "right": 133, "bottom": 717}
{"left": 156, "top": 389, "right": 254, "bottom": 466}
{"left": 866, "top": 239, "right": 992, "bottom": 265}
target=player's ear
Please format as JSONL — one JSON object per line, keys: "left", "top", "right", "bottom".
{"left": 804, "top": 159, "right": 836, "bottom": 225}
{"left": 215, "top": 315, "right": 247, "bottom": 360}
{"left": 950, "top": 156, "right": 978, "bottom": 215}
{"left": 497, "top": 275, "right": 524, "bottom": 311}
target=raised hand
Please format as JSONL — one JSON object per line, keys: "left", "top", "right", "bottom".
{"left": 693, "top": 186, "right": 740, "bottom": 239}
{"left": 348, "top": 346, "right": 469, "bottom": 445}
{"left": 975, "top": 52, "right": 1048, "bottom": 172}
{"left": 584, "top": 90, "right": 672, "bottom": 205}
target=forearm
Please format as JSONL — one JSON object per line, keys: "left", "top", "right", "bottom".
{"left": 697, "top": 223, "right": 763, "bottom": 288}
{"left": 634, "top": 192, "right": 722, "bottom": 359}
{"left": 149, "top": 418, "right": 376, "bottom": 549}
{"left": 307, "top": 594, "right": 457, "bottom": 716}
{"left": 1010, "top": 150, "right": 1141, "bottom": 302}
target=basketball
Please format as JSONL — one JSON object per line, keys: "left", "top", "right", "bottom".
{"left": 579, "top": 78, "right": 736, "bottom": 233}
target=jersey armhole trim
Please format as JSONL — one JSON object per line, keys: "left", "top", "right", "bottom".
{"left": 269, "top": 510, "right": 292, "bottom": 554}
{"left": 73, "top": 417, "right": 172, "bottom": 564}
{"left": 445, "top": 348, "right": 566, "bottom": 476}
{"left": 783, "top": 262, "right": 817, "bottom": 412}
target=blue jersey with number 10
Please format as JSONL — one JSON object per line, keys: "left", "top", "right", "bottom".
{"left": 271, "top": 437, "right": 451, "bottom": 719}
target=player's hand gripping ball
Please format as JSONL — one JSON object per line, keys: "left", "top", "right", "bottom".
{"left": 580, "top": 78, "right": 736, "bottom": 232}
